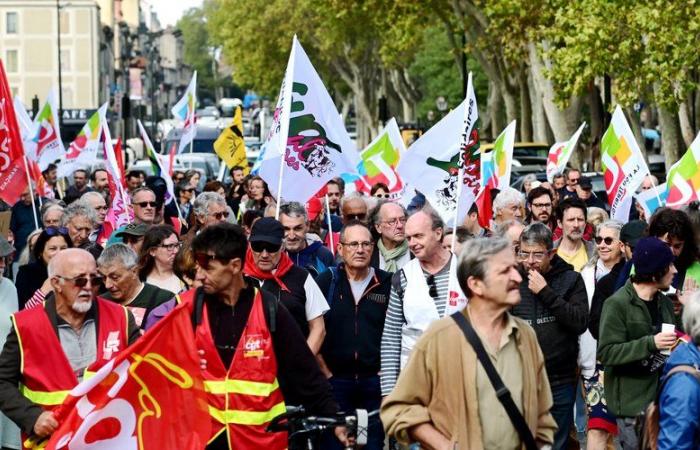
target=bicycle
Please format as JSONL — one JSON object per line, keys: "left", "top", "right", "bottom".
{"left": 267, "top": 405, "right": 381, "bottom": 450}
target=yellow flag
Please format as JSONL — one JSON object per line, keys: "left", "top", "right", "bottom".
{"left": 214, "top": 106, "right": 250, "bottom": 174}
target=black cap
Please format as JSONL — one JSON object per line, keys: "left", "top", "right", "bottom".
{"left": 579, "top": 177, "right": 593, "bottom": 190}
{"left": 249, "top": 217, "right": 284, "bottom": 246}
{"left": 620, "top": 220, "right": 647, "bottom": 248}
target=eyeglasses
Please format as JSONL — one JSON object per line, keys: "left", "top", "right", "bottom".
{"left": 517, "top": 251, "right": 548, "bottom": 262}
{"left": 45, "top": 226, "right": 69, "bottom": 237}
{"left": 426, "top": 274, "right": 438, "bottom": 298}
{"left": 250, "top": 241, "right": 282, "bottom": 253}
{"left": 135, "top": 201, "right": 158, "bottom": 208}
{"left": 194, "top": 252, "right": 230, "bottom": 270}
{"left": 340, "top": 241, "right": 374, "bottom": 251}
{"left": 531, "top": 202, "right": 552, "bottom": 209}
{"left": 211, "top": 211, "right": 230, "bottom": 220}
{"left": 568, "top": 177, "right": 580, "bottom": 184}
{"left": 56, "top": 274, "right": 104, "bottom": 288}
{"left": 594, "top": 236, "right": 616, "bottom": 245}
{"left": 159, "top": 242, "right": 182, "bottom": 251}
{"left": 383, "top": 217, "right": 407, "bottom": 227}
{"left": 345, "top": 213, "right": 367, "bottom": 221}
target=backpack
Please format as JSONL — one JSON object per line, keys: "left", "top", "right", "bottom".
{"left": 640, "top": 364, "right": 700, "bottom": 450}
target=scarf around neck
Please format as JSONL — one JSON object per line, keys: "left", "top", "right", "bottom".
{"left": 243, "top": 246, "right": 295, "bottom": 292}
{"left": 377, "top": 238, "right": 409, "bottom": 272}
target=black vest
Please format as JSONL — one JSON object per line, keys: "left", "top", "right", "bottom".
{"left": 258, "top": 265, "right": 311, "bottom": 337}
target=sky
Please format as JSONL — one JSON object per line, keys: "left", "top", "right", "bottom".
{"left": 149, "top": 0, "right": 203, "bottom": 27}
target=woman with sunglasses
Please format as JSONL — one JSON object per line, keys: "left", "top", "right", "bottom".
{"left": 137, "top": 224, "right": 184, "bottom": 294}
{"left": 15, "top": 227, "right": 73, "bottom": 309}
{"left": 579, "top": 220, "right": 625, "bottom": 449}
{"left": 370, "top": 182, "right": 391, "bottom": 199}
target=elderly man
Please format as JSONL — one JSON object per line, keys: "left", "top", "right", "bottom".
{"left": 280, "top": 201, "right": 335, "bottom": 277}
{"left": 512, "top": 222, "right": 588, "bottom": 450}
{"left": 554, "top": 197, "right": 595, "bottom": 272}
{"left": 62, "top": 201, "right": 102, "bottom": 259}
{"left": 380, "top": 207, "right": 467, "bottom": 395}
{"left": 41, "top": 204, "right": 64, "bottom": 228}
{"left": 316, "top": 221, "right": 392, "bottom": 450}
{"left": 381, "top": 237, "right": 556, "bottom": 449}
{"left": 97, "top": 243, "right": 173, "bottom": 328}
{"left": 340, "top": 193, "right": 369, "bottom": 224}
{"left": 371, "top": 200, "right": 411, "bottom": 272}
{"left": 494, "top": 219, "right": 525, "bottom": 254}
{"left": 0, "top": 249, "right": 138, "bottom": 445}
{"left": 182, "top": 192, "right": 229, "bottom": 245}
{"left": 492, "top": 187, "right": 525, "bottom": 226}
{"left": 80, "top": 191, "right": 108, "bottom": 243}
{"left": 243, "top": 217, "right": 329, "bottom": 354}
{"left": 63, "top": 169, "right": 93, "bottom": 204}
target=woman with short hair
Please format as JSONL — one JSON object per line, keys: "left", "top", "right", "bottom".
{"left": 137, "top": 224, "right": 183, "bottom": 294}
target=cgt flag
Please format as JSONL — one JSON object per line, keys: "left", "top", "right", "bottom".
{"left": 0, "top": 61, "right": 29, "bottom": 205}
{"left": 171, "top": 71, "right": 197, "bottom": 154}
{"left": 214, "top": 105, "right": 249, "bottom": 174}
{"left": 58, "top": 103, "right": 107, "bottom": 178}
{"left": 258, "top": 36, "right": 359, "bottom": 204}
{"left": 28, "top": 89, "right": 65, "bottom": 171}
{"left": 601, "top": 105, "right": 650, "bottom": 221}
{"left": 352, "top": 118, "right": 407, "bottom": 200}
{"left": 546, "top": 123, "right": 585, "bottom": 183}
{"left": 481, "top": 120, "right": 516, "bottom": 191}
{"left": 45, "top": 304, "right": 211, "bottom": 450}
{"left": 665, "top": 131, "right": 700, "bottom": 209}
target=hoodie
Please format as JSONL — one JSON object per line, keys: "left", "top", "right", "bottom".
{"left": 288, "top": 239, "right": 335, "bottom": 278}
{"left": 512, "top": 254, "right": 589, "bottom": 386}
{"left": 658, "top": 342, "right": 700, "bottom": 450}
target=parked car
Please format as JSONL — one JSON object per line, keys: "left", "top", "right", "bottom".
{"left": 162, "top": 125, "right": 220, "bottom": 156}
{"left": 482, "top": 141, "right": 550, "bottom": 166}
{"left": 647, "top": 154, "right": 666, "bottom": 183}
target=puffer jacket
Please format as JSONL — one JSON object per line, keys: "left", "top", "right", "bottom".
{"left": 658, "top": 342, "right": 700, "bottom": 450}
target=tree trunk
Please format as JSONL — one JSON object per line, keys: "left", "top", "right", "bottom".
{"left": 585, "top": 81, "right": 604, "bottom": 170}
{"left": 389, "top": 68, "right": 420, "bottom": 123}
{"left": 678, "top": 100, "right": 695, "bottom": 148}
{"left": 487, "top": 81, "right": 503, "bottom": 141}
{"left": 657, "top": 105, "right": 683, "bottom": 171}
{"left": 623, "top": 106, "right": 646, "bottom": 158}
{"left": 501, "top": 85, "right": 518, "bottom": 128}
{"left": 528, "top": 70, "right": 549, "bottom": 143}
{"left": 518, "top": 70, "right": 533, "bottom": 142}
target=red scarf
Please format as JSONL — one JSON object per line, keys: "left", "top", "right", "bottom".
{"left": 243, "top": 246, "right": 295, "bottom": 292}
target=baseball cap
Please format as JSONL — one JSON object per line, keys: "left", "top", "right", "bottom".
{"left": 306, "top": 197, "right": 323, "bottom": 222}
{"left": 249, "top": 217, "right": 284, "bottom": 246}
{"left": 0, "top": 235, "right": 14, "bottom": 257}
{"left": 115, "top": 223, "right": 149, "bottom": 238}
{"left": 620, "top": 220, "right": 647, "bottom": 248}
{"left": 579, "top": 177, "right": 593, "bottom": 190}
{"left": 632, "top": 237, "right": 675, "bottom": 276}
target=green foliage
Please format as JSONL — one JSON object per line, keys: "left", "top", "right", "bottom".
{"left": 176, "top": 7, "right": 216, "bottom": 95}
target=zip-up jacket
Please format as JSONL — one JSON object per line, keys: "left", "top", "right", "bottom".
{"left": 316, "top": 265, "right": 391, "bottom": 378}
{"left": 512, "top": 254, "right": 589, "bottom": 387}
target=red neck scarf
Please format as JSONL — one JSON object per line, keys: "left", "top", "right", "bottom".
{"left": 243, "top": 246, "right": 295, "bottom": 292}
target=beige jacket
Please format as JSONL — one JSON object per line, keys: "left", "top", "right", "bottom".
{"left": 380, "top": 310, "right": 556, "bottom": 450}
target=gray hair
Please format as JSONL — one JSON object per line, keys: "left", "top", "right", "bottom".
{"left": 587, "top": 207, "right": 609, "bottom": 226}
{"left": 493, "top": 187, "right": 524, "bottom": 214}
{"left": 519, "top": 222, "right": 554, "bottom": 251}
{"left": 279, "top": 201, "right": 308, "bottom": 222}
{"left": 339, "top": 191, "right": 367, "bottom": 211}
{"left": 683, "top": 291, "right": 700, "bottom": 344}
{"left": 80, "top": 191, "right": 106, "bottom": 204}
{"left": 193, "top": 192, "right": 226, "bottom": 217}
{"left": 409, "top": 205, "right": 444, "bottom": 231}
{"left": 370, "top": 199, "right": 407, "bottom": 229}
{"left": 61, "top": 201, "right": 97, "bottom": 227}
{"left": 42, "top": 204, "right": 64, "bottom": 223}
{"left": 596, "top": 219, "right": 623, "bottom": 238}
{"left": 457, "top": 237, "right": 510, "bottom": 296}
{"left": 97, "top": 243, "right": 138, "bottom": 269}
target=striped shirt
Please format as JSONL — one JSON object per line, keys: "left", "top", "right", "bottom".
{"left": 380, "top": 261, "right": 451, "bottom": 395}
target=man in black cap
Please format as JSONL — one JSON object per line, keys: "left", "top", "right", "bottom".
{"left": 598, "top": 237, "right": 679, "bottom": 450}
{"left": 589, "top": 219, "right": 648, "bottom": 338}
{"left": 243, "top": 217, "right": 329, "bottom": 354}
{"left": 576, "top": 176, "right": 607, "bottom": 210}
{"left": 114, "top": 223, "right": 149, "bottom": 255}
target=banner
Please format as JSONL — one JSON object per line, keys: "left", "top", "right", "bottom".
{"left": 13, "top": 98, "right": 50, "bottom": 198}
{"left": 635, "top": 182, "right": 667, "bottom": 218}
{"left": 98, "top": 115, "right": 132, "bottom": 242}
{"left": 665, "top": 131, "right": 700, "bottom": 209}
{"left": 28, "top": 89, "right": 65, "bottom": 171}
{"left": 258, "top": 36, "right": 359, "bottom": 204}
{"left": 171, "top": 71, "right": 197, "bottom": 154}
{"left": 45, "top": 304, "right": 210, "bottom": 450}
{"left": 481, "top": 120, "right": 515, "bottom": 191}
{"left": 601, "top": 105, "right": 650, "bottom": 221}
{"left": 0, "top": 61, "right": 29, "bottom": 205}
{"left": 546, "top": 122, "right": 585, "bottom": 182}
{"left": 138, "top": 119, "right": 175, "bottom": 205}
{"left": 214, "top": 105, "right": 249, "bottom": 174}
{"left": 352, "top": 118, "right": 406, "bottom": 199}
{"left": 58, "top": 103, "right": 107, "bottom": 178}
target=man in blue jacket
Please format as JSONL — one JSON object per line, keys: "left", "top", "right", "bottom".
{"left": 280, "top": 201, "right": 335, "bottom": 277}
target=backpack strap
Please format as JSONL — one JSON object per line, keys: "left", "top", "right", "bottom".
{"left": 390, "top": 269, "right": 405, "bottom": 299}
{"left": 326, "top": 267, "right": 339, "bottom": 309}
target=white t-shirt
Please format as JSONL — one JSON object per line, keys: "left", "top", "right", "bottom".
{"left": 302, "top": 275, "right": 330, "bottom": 320}
{"left": 348, "top": 267, "right": 375, "bottom": 304}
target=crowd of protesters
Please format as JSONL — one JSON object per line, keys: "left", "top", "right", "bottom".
{"left": 0, "top": 161, "right": 698, "bottom": 450}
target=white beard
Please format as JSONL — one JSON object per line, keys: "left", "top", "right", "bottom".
{"left": 71, "top": 300, "right": 92, "bottom": 314}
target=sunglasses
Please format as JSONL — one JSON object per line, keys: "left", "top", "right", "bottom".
{"left": 374, "top": 194, "right": 391, "bottom": 199}
{"left": 594, "top": 236, "right": 616, "bottom": 245}
{"left": 212, "top": 211, "right": 230, "bottom": 220}
{"left": 45, "top": 226, "right": 69, "bottom": 237}
{"left": 345, "top": 213, "right": 367, "bottom": 221}
{"left": 182, "top": 188, "right": 195, "bottom": 193}
{"left": 56, "top": 274, "right": 104, "bottom": 288}
{"left": 426, "top": 274, "right": 438, "bottom": 298}
{"left": 250, "top": 241, "right": 282, "bottom": 253}
{"left": 194, "top": 252, "right": 230, "bottom": 270}
{"left": 135, "top": 201, "right": 158, "bottom": 208}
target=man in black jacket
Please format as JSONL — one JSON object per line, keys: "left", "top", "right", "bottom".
{"left": 511, "top": 222, "right": 589, "bottom": 450}
{"left": 316, "top": 221, "right": 391, "bottom": 450}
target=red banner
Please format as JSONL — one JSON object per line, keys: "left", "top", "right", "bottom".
{"left": 0, "top": 60, "right": 29, "bottom": 205}
{"left": 44, "top": 304, "right": 211, "bottom": 450}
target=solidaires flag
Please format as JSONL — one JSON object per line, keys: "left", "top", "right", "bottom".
{"left": 214, "top": 105, "right": 249, "bottom": 174}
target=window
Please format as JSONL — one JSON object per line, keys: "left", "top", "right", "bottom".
{"left": 59, "top": 10, "right": 69, "bottom": 33}
{"left": 5, "top": 50, "right": 18, "bottom": 72}
{"left": 59, "top": 49, "right": 70, "bottom": 71}
{"left": 6, "top": 12, "right": 17, "bottom": 34}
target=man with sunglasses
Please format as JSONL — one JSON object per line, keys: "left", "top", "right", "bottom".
{"left": 340, "top": 193, "right": 369, "bottom": 225}
{"left": 280, "top": 202, "right": 335, "bottom": 278}
{"left": 0, "top": 249, "right": 139, "bottom": 446}
{"left": 106, "top": 187, "right": 158, "bottom": 246}
{"left": 512, "top": 223, "right": 588, "bottom": 450}
{"left": 380, "top": 207, "right": 467, "bottom": 396}
{"left": 180, "top": 223, "right": 345, "bottom": 450}
{"left": 370, "top": 201, "right": 412, "bottom": 273}
{"left": 243, "top": 218, "right": 329, "bottom": 354}
{"left": 558, "top": 168, "right": 581, "bottom": 200}
{"left": 183, "top": 192, "right": 229, "bottom": 246}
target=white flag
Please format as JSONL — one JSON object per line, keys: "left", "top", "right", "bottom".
{"left": 57, "top": 103, "right": 107, "bottom": 178}
{"left": 138, "top": 119, "right": 175, "bottom": 205}
{"left": 171, "top": 71, "right": 197, "bottom": 154}
{"left": 28, "top": 89, "right": 65, "bottom": 170}
{"left": 546, "top": 123, "right": 585, "bottom": 183}
{"left": 258, "top": 36, "right": 359, "bottom": 203}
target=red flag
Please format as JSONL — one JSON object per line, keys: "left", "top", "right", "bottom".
{"left": 113, "top": 138, "right": 126, "bottom": 189}
{"left": 475, "top": 183, "right": 493, "bottom": 229}
{"left": 0, "top": 60, "right": 29, "bottom": 204}
{"left": 45, "top": 304, "right": 211, "bottom": 449}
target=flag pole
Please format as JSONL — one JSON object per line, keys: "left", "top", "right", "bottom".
{"left": 274, "top": 152, "right": 285, "bottom": 219}
{"left": 23, "top": 157, "right": 39, "bottom": 230}
{"left": 188, "top": 139, "right": 193, "bottom": 169}
{"left": 325, "top": 194, "right": 334, "bottom": 256}
{"left": 451, "top": 166, "right": 465, "bottom": 255}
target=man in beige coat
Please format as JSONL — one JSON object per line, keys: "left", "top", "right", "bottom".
{"left": 381, "top": 237, "right": 556, "bottom": 450}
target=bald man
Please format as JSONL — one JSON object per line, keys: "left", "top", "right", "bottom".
{"left": 0, "top": 249, "right": 138, "bottom": 444}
